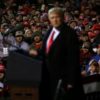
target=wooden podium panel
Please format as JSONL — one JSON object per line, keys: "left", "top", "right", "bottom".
{"left": 9, "top": 85, "right": 39, "bottom": 100}
{"left": 6, "top": 52, "right": 42, "bottom": 100}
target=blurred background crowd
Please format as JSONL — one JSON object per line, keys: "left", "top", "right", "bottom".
{"left": 0, "top": 0, "right": 100, "bottom": 97}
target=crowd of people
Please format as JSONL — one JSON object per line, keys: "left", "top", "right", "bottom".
{"left": 0, "top": 0, "right": 100, "bottom": 97}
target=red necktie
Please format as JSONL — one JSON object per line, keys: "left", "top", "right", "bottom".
{"left": 46, "top": 31, "right": 55, "bottom": 54}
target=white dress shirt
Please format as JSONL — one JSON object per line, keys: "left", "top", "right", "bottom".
{"left": 46, "top": 27, "right": 60, "bottom": 47}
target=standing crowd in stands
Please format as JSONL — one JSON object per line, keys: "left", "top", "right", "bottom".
{"left": 0, "top": 0, "right": 100, "bottom": 97}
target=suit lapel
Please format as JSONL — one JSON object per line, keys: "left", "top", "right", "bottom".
{"left": 46, "top": 31, "right": 62, "bottom": 56}
{"left": 49, "top": 23, "right": 66, "bottom": 52}
{"left": 44, "top": 23, "right": 66, "bottom": 56}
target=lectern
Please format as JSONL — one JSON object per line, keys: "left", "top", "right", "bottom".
{"left": 83, "top": 74, "right": 100, "bottom": 100}
{"left": 6, "top": 51, "right": 42, "bottom": 100}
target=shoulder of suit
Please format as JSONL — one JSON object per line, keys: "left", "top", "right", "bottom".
{"left": 62, "top": 23, "right": 76, "bottom": 34}
{"left": 61, "top": 24, "right": 78, "bottom": 40}
{"left": 53, "top": 27, "right": 60, "bottom": 33}
{"left": 64, "top": 23, "right": 75, "bottom": 32}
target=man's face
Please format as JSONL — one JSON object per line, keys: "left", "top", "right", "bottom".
{"left": 16, "top": 36, "right": 23, "bottom": 43}
{"left": 84, "top": 9, "right": 90, "bottom": 15}
{"left": 16, "top": 15, "right": 22, "bottom": 22}
{"left": 70, "top": 22, "right": 77, "bottom": 29}
{"left": 90, "top": 65, "right": 96, "bottom": 73}
{"left": 49, "top": 13, "right": 62, "bottom": 27}
{"left": 34, "top": 36, "right": 40, "bottom": 42}
{"left": 11, "top": 20, "right": 16, "bottom": 26}
{"left": 82, "top": 36, "right": 88, "bottom": 42}
{"left": 0, "top": 27, "right": 5, "bottom": 33}
{"left": 0, "top": 73, "right": 4, "bottom": 79}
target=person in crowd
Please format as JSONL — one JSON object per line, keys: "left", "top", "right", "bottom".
{"left": 69, "top": 20, "right": 78, "bottom": 29}
{"left": 87, "top": 60, "right": 100, "bottom": 75}
{"left": 24, "top": 29, "right": 33, "bottom": 45}
{"left": 9, "top": 31, "right": 29, "bottom": 52}
{"left": 86, "top": 45, "right": 100, "bottom": 72}
{"left": 29, "top": 31, "right": 43, "bottom": 57}
{"left": 0, "top": 23, "right": 15, "bottom": 58}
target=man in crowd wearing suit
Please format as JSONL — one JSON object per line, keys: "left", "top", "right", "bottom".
{"left": 39, "top": 7, "right": 85, "bottom": 100}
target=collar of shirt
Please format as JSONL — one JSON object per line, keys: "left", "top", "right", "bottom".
{"left": 51, "top": 27, "right": 60, "bottom": 41}
{"left": 46, "top": 27, "right": 60, "bottom": 49}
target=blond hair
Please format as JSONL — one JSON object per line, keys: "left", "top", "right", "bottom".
{"left": 48, "top": 7, "right": 64, "bottom": 18}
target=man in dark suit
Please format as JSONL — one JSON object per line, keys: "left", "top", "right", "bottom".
{"left": 39, "top": 7, "right": 85, "bottom": 100}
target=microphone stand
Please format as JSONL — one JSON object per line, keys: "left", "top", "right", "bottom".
{"left": 54, "top": 79, "right": 62, "bottom": 100}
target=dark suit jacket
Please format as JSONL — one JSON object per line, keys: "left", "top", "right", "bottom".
{"left": 39, "top": 23, "right": 85, "bottom": 100}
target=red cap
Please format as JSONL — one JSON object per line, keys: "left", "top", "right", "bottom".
{"left": 0, "top": 64, "right": 5, "bottom": 73}
{"left": 23, "top": 21, "right": 30, "bottom": 27}
{"left": 91, "top": 24, "right": 100, "bottom": 31}
{"left": 83, "top": 19, "right": 89, "bottom": 26}
{"left": 88, "top": 31, "right": 96, "bottom": 38}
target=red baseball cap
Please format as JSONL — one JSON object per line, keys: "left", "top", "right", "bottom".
{"left": 91, "top": 24, "right": 100, "bottom": 31}
{"left": 0, "top": 64, "right": 5, "bottom": 73}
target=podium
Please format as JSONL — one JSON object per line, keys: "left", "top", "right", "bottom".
{"left": 83, "top": 74, "right": 100, "bottom": 100}
{"left": 6, "top": 51, "right": 42, "bottom": 100}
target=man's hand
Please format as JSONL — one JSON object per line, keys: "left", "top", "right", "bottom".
{"left": 66, "top": 84, "right": 73, "bottom": 90}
